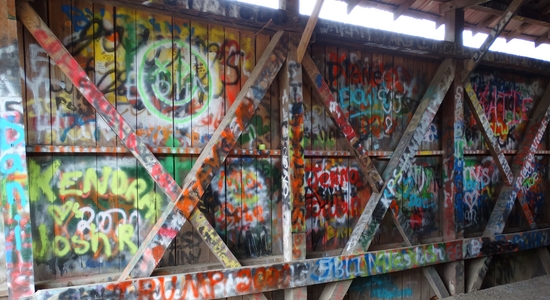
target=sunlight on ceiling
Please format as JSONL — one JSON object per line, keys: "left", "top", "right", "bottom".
{"left": 236, "top": 0, "right": 550, "bottom": 62}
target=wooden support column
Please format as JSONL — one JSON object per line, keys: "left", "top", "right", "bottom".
{"left": 444, "top": 7, "right": 464, "bottom": 52}
{"left": 17, "top": 2, "right": 287, "bottom": 292}
{"left": 280, "top": 0, "right": 300, "bottom": 13}
{"left": 0, "top": 1, "right": 35, "bottom": 298}
{"left": 281, "top": 33, "right": 307, "bottom": 299}
{"left": 442, "top": 62, "right": 466, "bottom": 295}
{"left": 318, "top": 59, "right": 456, "bottom": 300}
{"left": 466, "top": 84, "right": 550, "bottom": 292}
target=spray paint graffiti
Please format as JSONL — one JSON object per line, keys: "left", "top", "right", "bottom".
{"left": 400, "top": 160, "right": 440, "bottom": 235}
{"left": 463, "top": 157, "right": 500, "bottom": 232}
{"left": 305, "top": 158, "right": 370, "bottom": 251}
{"left": 517, "top": 156, "right": 549, "bottom": 224}
{"left": 321, "top": 51, "right": 421, "bottom": 150}
{"left": 35, "top": 241, "right": 462, "bottom": 300}
{"left": 1, "top": 96, "right": 35, "bottom": 298}
{"left": 29, "top": 157, "right": 169, "bottom": 278}
{"left": 25, "top": 5, "right": 255, "bottom": 147}
{"left": 466, "top": 72, "right": 544, "bottom": 150}
{"left": 350, "top": 274, "right": 413, "bottom": 299}
{"left": 209, "top": 158, "right": 281, "bottom": 258}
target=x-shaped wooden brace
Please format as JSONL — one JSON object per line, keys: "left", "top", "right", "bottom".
{"left": 303, "top": 54, "right": 456, "bottom": 300}
{"left": 465, "top": 83, "right": 550, "bottom": 291}
{"left": 17, "top": 2, "right": 288, "bottom": 299}
{"left": 460, "top": 0, "right": 526, "bottom": 187}
{"left": 454, "top": 0, "right": 550, "bottom": 291}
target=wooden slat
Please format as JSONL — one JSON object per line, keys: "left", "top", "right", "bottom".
{"left": 303, "top": 54, "right": 384, "bottom": 193}
{"left": 33, "top": 227, "right": 550, "bottom": 300}
{"left": 0, "top": 0, "right": 35, "bottom": 297}
{"left": 318, "top": 58, "right": 455, "bottom": 300}
{"left": 466, "top": 83, "right": 550, "bottom": 292}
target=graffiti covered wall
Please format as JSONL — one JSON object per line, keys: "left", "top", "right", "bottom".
{"left": 12, "top": 0, "right": 550, "bottom": 297}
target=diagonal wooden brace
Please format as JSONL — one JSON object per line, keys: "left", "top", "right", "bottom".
{"left": 302, "top": 53, "right": 384, "bottom": 193}
{"left": 317, "top": 58, "right": 456, "bottom": 300}
{"left": 17, "top": 4, "right": 287, "bottom": 299}
{"left": 466, "top": 83, "right": 550, "bottom": 292}
{"left": 460, "top": 0, "right": 525, "bottom": 186}
{"left": 463, "top": 83, "right": 514, "bottom": 185}
{"left": 461, "top": 0, "right": 525, "bottom": 80}
{"left": 118, "top": 31, "right": 288, "bottom": 282}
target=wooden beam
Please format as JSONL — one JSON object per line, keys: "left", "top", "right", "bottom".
{"left": 0, "top": 0, "right": 35, "bottom": 298}
{"left": 475, "top": 14, "right": 498, "bottom": 32}
{"left": 347, "top": 0, "right": 363, "bottom": 13}
{"left": 535, "top": 29, "right": 550, "bottom": 47}
{"left": 505, "top": 22, "right": 529, "bottom": 42}
{"left": 280, "top": 33, "right": 307, "bottom": 299}
{"left": 280, "top": 0, "right": 300, "bottom": 13}
{"left": 297, "top": 0, "right": 324, "bottom": 63}
{"left": 16, "top": 2, "right": 263, "bottom": 292}
{"left": 466, "top": 83, "right": 550, "bottom": 292}
{"left": 33, "top": 228, "right": 550, "bottom": 300}
{"left": 318, "top": 58, "right": 456, "bottom": 300}
{"left": 302, "top": 54, "right": 384, "bottom": 193}
{"left": 462, "top": 0, "right": 526, "bottom": 80}
{"left": 444, "top": 7, "right": 465, "bottom": 50}
{"left": 394, "top": 0, "right": 417, "bottom": 20}
{"left": 474, "top": 1, "right": 550, "bottom": 29}
{"left": 441, "top": 63, "right": 466, "bottom": 295}
{"left": 440, "top": 0, "right": 490, "bottom": 14}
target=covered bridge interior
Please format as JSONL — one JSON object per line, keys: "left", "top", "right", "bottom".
{"left": 2, "top": 0, "right": 550, "bottom": 299}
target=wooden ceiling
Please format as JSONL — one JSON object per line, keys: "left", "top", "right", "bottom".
{"left": 338, "top": 0, "right": 550, "bottom": 46}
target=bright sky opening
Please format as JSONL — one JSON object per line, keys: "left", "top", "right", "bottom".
{"left": 236, "top": 0, "right": 550, "bottom": 62}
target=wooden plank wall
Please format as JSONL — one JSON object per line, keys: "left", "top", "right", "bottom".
{"left": 15, "top": 0, "right": 550, "bottom": 298}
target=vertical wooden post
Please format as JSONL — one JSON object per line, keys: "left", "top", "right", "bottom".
{"left": 444, "top": 8, "right": 464, "bottom": 53}
{"left": 280, "top": 0, "right": 300, "bottom": 13}
{"left": 281, "top": 33, "right": 307, "bottom": 299}
{"left": 1, "top": 0, "right": 35, "bottom": 298}
{"left": 442, "top": 62, "right": 465, "bottom": 295}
